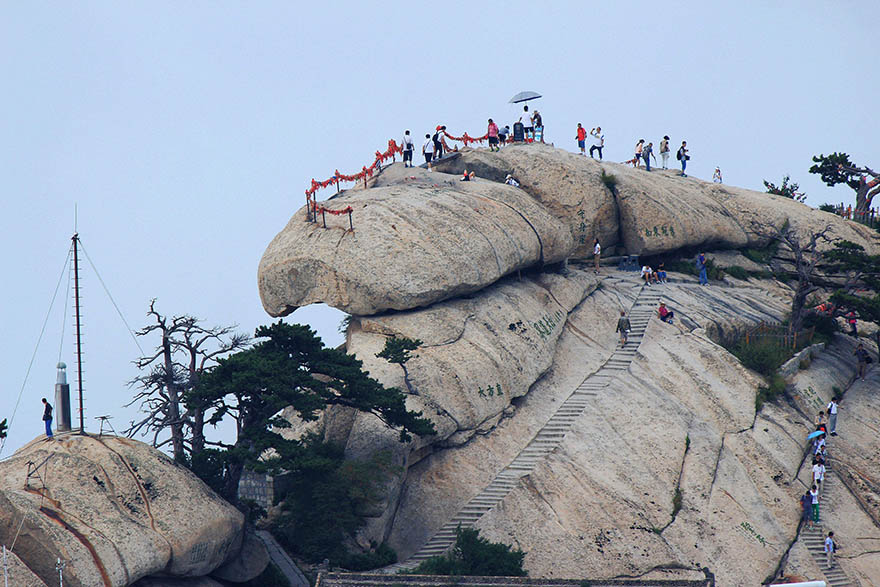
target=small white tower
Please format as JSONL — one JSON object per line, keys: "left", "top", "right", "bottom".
{"left": 54, "top": 362, "right": 72, "bottom": 432}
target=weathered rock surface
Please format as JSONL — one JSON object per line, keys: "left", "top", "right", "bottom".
{"left": 378, "top": 274, "right": 874, "bottom": 584}
{"left": 447, "top": 144, "right": 879, "bottom": 257}
{"left": 259, "top": 164, "right": 573, "bottom": 316}
{"left": 0, "top": 550, "right": 47, "bottom": 586}
{"left": 210, "top": 530, "right": 269, "bottom": 582}
{"left": 131, "top": 577, "right": 224, "bottom": 587}
{"left": 320, "top": 269, "right": 598, "bottom": 546}
{"left": 436, "top": 146, "right": 620, "bottom": 256}
{"left": 261, "top": 144, "right": 878, "bottom": 316}
{"left": 0, "top": 435, "right": 244, "bottom": 587}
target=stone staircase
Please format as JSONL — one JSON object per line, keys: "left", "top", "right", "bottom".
{"left": 798, "top": 460, "right": 854, "bottom": 587}
{"left": 384, "top": 283, "right": 661, "bottom": 571}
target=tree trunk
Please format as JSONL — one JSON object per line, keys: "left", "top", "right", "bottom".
{"left": 790, "top": 284, "right": 810, "bottom": 334}
{"left": 163, "top": 333, "right": 185, "bottom": 462}
{"left": 223, "top": 458, "right": 245, "bottom": 504}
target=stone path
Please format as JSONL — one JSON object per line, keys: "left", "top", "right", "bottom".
{"left": 797, "top": 459, "right": 854, "bottom": 587}
{"left": 256, "top": 529, "right": 310, "bottom": 587}
{"left": 385, "top": 282, "right": 661, "bottom": 571}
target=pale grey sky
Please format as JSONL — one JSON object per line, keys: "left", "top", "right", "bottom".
{"left": 2, "top": 1, "right": 877, "bottom": 456}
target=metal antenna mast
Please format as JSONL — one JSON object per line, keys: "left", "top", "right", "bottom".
{"left": 72, "top": 233, "right": 85, "bottom": 433}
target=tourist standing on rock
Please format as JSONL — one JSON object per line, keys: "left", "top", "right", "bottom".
{"left": 825, "top": 531, "right": 836, "bottom": 569}
{"left": 632, "top": 139, "right": 645, "bottom": 167}
{"left": 42, "top": 397, "right": 53, "bottom": 438}
{"left": 576, "top": 123, "right": 587, "bottom": 155}
{"left": 659, "top": 135, "right": 670, "bottom": 168}
{"left": 677, "top": 141, "right": 689, "bottom": 177}
{"left": 616, "top": 310, "right": 631, "bottom": 346}
{"left": 533, "top": 110, "right": 544, "bottom": 142}
{"left": 696, "top": 252, "right": 708, "bottom": 285}
{"left": 520, "top": 105, "right": 534, "bottom": 140}
{"left": 590, "top": 127, "right": 604, "bottom": 159}
{"left": 854, "top": 343, "right": 870, "bottom": 380}
{"left": 422, "top": 133, "right": 435, "bottom": 170}
{"left": 810, "top": 484, "right": 820, "bottom": 524}
{"left": 643, "top": 142, "right": 656, "bottom": 171}
{"left": 713, "top": 167, "right": 723, "bottom": 183}
{"left": 433, "top": 126, "right": 447, "bottom": 160}
{"left": 402, "top": 130, "right": 414, "bottom": 168}
{"left": 846, "top": 310, "right": 858, "bottom": 336}
{"left": 800, "top": 490, "right": 814, "bottom": 529}
{"left": 827, "top": 398, "right": 839, "bottom": 436}
{"left": 488, "top": 119, "right": 500, "bottom": 152}
{"left": 593, "top": 239, "right": 601, "bottom": 274}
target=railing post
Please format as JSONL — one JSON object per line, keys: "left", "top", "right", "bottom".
{"left": 348, "top": 210, "right": 353, "bottom": 231}
{"left": 322, "top": 209, "right": 326, "bottom": 228}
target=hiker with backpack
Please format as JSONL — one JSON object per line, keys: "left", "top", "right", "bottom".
{"left": 677, "top": 141, "right": 689, "bottom": 176}
{"left": 659, "top": 135, "right": 670, "bottom": 168}
{"left": 422, "top": 133, "right": 435, "bottom": 169}
{"left": 854, "top": 343, "right": 871, "bottom": 380}
{"left": 433, "top": 126, "right": 447, "bottom": 160}
{"left": 402, "top": 130, "right": 415, "bottom": 167}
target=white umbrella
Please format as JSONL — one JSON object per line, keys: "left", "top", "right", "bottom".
{"left": 509, "top": 91, "right": 542, "bottom": 104}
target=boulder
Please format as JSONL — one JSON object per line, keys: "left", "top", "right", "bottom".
{"left": 435, "top": 145, "right": 620, "bottom": 256}
{"left": 210, "top": 530, "right": 269, "bottom": 583}
{"left": 446, "top": 145, "right": 879, "bottom": 257}
{"left": 258, "top": 165, "right": 574, "bottom": 316}
{"left": 0, "top": 435, "right": 244, "bottom": 587}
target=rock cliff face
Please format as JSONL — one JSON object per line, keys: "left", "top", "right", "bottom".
{"left": 0, "top": 435, "right": 246, "bottom": 587}
{"left": 261, "top": 143, "right": 880, "bottom": 584}
{"left": 259, "top": 144, "right": 878, "bottom": 317}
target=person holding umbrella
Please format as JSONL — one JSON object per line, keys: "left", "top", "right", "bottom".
{"left": 520, "top": 105, "right": 534, "bottom": 140}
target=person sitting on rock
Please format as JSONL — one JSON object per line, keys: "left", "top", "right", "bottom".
{"left": 656, "top": 262, "right": 668, "bottom": 283}
{"left": 505, "top": 174, "right": 520, "bottom": 187}
{"left": 641, "top": 265, "right": 654, "bottom": 286}
{"left": 657, "top": 302, "right": 675, "bottom": 324}
{"left": 460, "top": 169, "right": 475, "bottom": 181}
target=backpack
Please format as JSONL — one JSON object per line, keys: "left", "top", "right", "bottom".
{"left": 676, "top": 148, "right": 683, "bottom": 160}
{"left": 534, "top": 113, "right": 542, "bottom": 127}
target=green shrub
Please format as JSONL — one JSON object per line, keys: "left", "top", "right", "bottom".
{"left": 409, "top": 526, "right": 526, "bottom": 577}
{"left": 600, "top": 170, "right": 618, "bottom": 192}
{"left": 742, "top": 240, "right": 779, "bottom": 265}
{"left": 732, "top": 338, "right": 792, "bottom": 377}
{"left": 802, "top": 312, "right": 838, "bottom": 345}
{"left": 799, "top": 357, "right": 811, "bottom": 370}
{"left": 756, "top": 373, "right": 786, "bottom": 411}
{"left": 725, "top": 265, "right": 750, "bottom": 281}
{"left": 273, "top": 437, "right": 399, "bottom": 567}
{"left": 819, "top": 203, "right": 837, "bottom": 213}
{"left": 341, "top": 543, "right": 397, "bottom": 571}
{"left": 664, "top": 259, "right": 697, "bottom": 276}
{"left": 671, "top": 487, "right": 683, "bottom": 519}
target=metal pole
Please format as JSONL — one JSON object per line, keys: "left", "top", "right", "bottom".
{"left": 72, "top": 234, "right": 85, "bottom": 433}
{"left": 348, "top": 210, "right": 353, "bottom": 231}
{"left": 3, "top": 544, "right": 8, "bottom": 587}
{"left": 322, "top": 210, "right": 326, "bottom": 229}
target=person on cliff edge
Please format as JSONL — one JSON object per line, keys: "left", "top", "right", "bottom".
{"left": 402, "top": 130, "right": 414, "bottom": 167}
{"left": 593, "top": 238, "right": 601, "bottom": 274}
{"left": 42, "top": 397, "right": 53, "bottom": 438}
